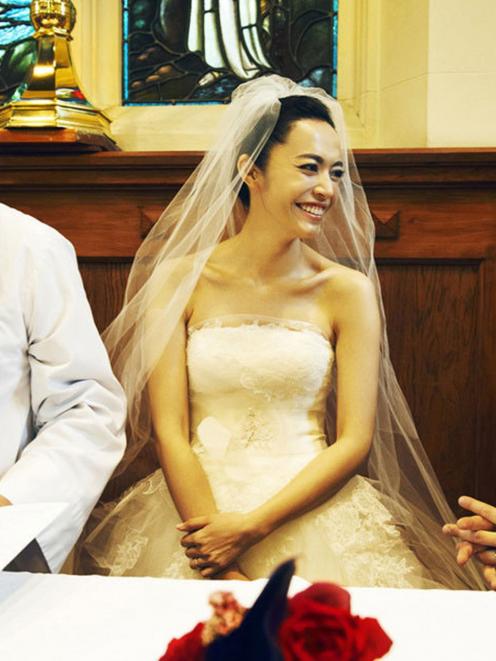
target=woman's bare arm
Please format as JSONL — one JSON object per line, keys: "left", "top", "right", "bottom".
{"left": 148, "top": 315, "right": 247, "bottom": 579}
{"left": 250, "top": 271, "right": 381, "bottom": 534}
{"left": 148, "top": 317, "right": 219, "bottom": 520}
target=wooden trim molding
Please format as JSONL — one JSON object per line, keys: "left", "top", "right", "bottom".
{"left": 2, "top": 148, "right": 495, "bottom": 187}
{"left": 2, "top": 148, "right": 494, "bottom": 258}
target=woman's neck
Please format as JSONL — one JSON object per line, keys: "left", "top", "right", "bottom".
{"left": 230, "top": 212, "right": 304, "bottom": 282}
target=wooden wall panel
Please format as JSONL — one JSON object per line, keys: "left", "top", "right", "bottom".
{"left": 476, "top": 253, "right": 496, "bottom": 507}
{"left": 1, "top": 149, "right": 495, "bottom": 512}
{"left": 379, "top": 263, "right": 480, "bottom": 508}
{"left": 79, "top": 261, "right": 131, "bottom": 333}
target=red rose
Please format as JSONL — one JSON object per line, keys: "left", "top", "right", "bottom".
{"left": 280, "top": 598, "right": 356, "bottom": 660}
{"left": 350, "top": 616, "right": 393, "bottom": 661}
{"left": 159, "top": 622, "right": 205, "bottom": 661}
{"left": 289, "top": 583, "right": 351, "bottom": 611}
{"left": 279, "top": 587, "right": 392, "bottom": 661}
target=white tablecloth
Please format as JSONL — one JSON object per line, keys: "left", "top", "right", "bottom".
{"left": 0, "top": 571, "right": 494, "bottom": 660}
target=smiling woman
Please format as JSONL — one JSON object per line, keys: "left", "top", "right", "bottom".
{"left": 237, "top": 94, "right": 341, "bottom": 219}
{"left": 79, "top": 74, "right": 484, "bottom": 591}
{"left": 248, "top": 118, "right": 342, "bottom": 236}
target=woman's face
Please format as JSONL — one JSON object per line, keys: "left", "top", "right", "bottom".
{"left": 252, "top": 118, "right": 343, "bottom": 240}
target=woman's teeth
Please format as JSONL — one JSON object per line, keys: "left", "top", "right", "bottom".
{"left": 298, "top": 204, "right": 325, "bottom": 217}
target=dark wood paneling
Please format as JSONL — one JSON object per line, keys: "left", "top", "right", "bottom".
{"left": 79, "top": 262, "right": 131, "bottom": 333}
{"left": 476, "top": 253, "right": 496, "bottom": 504}
{"left": 379, "top": 263, "right": 480, "bottom": 508}
{"left": 1, "top": 149, "right": 495, "bottom": 510}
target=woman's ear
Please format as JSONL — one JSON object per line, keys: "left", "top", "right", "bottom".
{"left": 237, "top": 154, "right": 260, "bottom": 188}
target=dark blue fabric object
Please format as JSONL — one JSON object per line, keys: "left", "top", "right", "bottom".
{"left": 205, "top": 559, "right": 295, "bottom": 661}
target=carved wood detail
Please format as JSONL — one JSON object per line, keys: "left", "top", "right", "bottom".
{"left": 372, "top": 210, "right": 400, "bottom": 240}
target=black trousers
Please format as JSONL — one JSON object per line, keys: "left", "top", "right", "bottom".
{"left": 4, "top": 539, "right": 51, "bottom": 573}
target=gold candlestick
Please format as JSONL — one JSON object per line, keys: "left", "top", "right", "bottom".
{"left": 0, "top": 0, "right": 117, "bottom": 151}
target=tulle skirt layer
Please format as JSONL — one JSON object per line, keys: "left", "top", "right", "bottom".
{"left": 83, "top": 449, "right": 437, "bottom": 588}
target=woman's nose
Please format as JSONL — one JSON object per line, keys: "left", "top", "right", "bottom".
{"left": 313, "top": 175, "right": 335, "bottom": 199}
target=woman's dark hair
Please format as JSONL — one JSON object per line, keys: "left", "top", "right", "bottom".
{"left": 239, "top": 95, "right": 335, "bottom": 207}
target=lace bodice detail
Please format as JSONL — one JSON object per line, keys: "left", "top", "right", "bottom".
{"left": 187, "top": 316, "right": 334, "bottom": 457}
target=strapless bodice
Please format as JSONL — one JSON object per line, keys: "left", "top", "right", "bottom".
{"left": 186, "top": 315, "right": 334, "bottom": 458}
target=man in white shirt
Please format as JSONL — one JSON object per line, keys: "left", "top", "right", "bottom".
{"left": 0, "top": 203, "right": 126, "bottom": 572}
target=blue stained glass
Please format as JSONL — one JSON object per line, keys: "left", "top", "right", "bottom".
{"left": 0, "top": 0, "right": 36, "bottom": 103}
{"left": 0, "top": 2, "right": 32, "bottom": 42}
{"left": 122, "top": 0, "right": 129, "bottom": 103}
{"left": 122, "top": 1, "right": 339, "bottom": 105}
{"left": 332, "top": 0, "right": 339, "bottom": 98}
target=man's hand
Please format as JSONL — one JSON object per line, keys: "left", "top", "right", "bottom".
{"left": 178, "top": 512, "right": 261, "bottom": 578}
{"left": 443, "top": 496, "right": 496, "bottom": 549}
{"left": 0, "top": 495, "right": 12, "bottom": 507}
{"left": 443, "top": 495, "right": 496, "bottom": 589}
{"left": 482, "top": 566, "right": 496, "bottom": 590}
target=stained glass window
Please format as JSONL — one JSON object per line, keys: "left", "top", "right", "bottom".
{"left": 0, "top": 0, "right": 36, "bottom": 104}
{"left": 123, "top": 0, "right": 338, "bottom": 105}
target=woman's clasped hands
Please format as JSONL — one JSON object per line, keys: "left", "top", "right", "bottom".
{"left": 443, "top": 495, "right": 496, "bottom": 590}
{"left": 177, "top": 511, "right": 264, "bottom": 578}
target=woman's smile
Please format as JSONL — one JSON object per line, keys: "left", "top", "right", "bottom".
{"left": 295, "top": 202, "right": 329, "bottom": 222}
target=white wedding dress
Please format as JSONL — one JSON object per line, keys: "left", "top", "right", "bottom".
{"left": 84, "top": 315, "right": 435, "bottom": 587}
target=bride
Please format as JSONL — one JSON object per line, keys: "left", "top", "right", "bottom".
{"left": 82, "top": 76, "right": 483, "bottom": 589}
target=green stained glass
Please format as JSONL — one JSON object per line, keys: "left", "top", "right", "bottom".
{"left": 0, "top": 1, "right": 36, "bottom": 104}
{"left": 123, "top": 0, "right": 338, "bottom": 105}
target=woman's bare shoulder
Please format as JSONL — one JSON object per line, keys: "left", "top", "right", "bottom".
{"left": 304, "top": 246, "right": 374, "bottom": 296}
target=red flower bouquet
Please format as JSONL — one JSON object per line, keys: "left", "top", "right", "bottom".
{"left": 161, "top": 622, "right": 205, "bottom": 661}
{"left": 279, "top": 583, "right": 392, "bottom": 661}
{"left": 159, "top": 561, "right": 392, "bottom": 661}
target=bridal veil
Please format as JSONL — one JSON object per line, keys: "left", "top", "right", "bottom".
{"left": 103, "top": 75, "right": 484, "bottom": 590}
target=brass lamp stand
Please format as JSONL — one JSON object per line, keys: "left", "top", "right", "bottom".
{"left": 0, "top": 0, "right": 118, "bottom": 152}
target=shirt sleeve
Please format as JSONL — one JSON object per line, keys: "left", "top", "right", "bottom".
{"left": 0, "top": 230, "right": 126, "bottom": 572}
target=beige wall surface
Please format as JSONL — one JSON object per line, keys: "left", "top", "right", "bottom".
{"left": 427, "top": 0, "right": 496, "bottom": 147}
{"left": 379, "top": 0, "right": 429, "bottom": 147}
{"left": 70, "top": 0, "right": 495, "bottom": 150}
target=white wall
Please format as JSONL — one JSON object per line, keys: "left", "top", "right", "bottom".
{"left": 426, "top": 0, "right": 496, "bottom": 147}
{"left": 378, "top": 0, "right": 429, "bottom": 147}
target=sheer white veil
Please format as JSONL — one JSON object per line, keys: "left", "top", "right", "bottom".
{"left": 104, "top": 75, "right": 484, "bottom": 589}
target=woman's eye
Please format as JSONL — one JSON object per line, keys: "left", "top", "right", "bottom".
{"left": 330, "top": 169, "right": 345, "bottom": 181}
{"left": 299, "top": 163, "right": 318, "bottom": 173}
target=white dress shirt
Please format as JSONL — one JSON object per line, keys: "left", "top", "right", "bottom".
{"left": 0, "top": 204, "right": 126, "bottom": 571}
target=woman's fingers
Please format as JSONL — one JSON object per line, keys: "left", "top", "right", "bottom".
{"left": 177, "top": 516, "right": 210, "bottom": 532}
{"left": 180, "top": 534, "right": 196, "bottom": 548}
{"left": 200, "top": 567, "right": 216, "bottom": 578}
{"left": 184, "top": 547, "right": 209, "bottom": 560}
{"left": 189, "top": 557, "right": 215, "bottom": 570}
{"left": 186, "top": 549, "right": 237, "bottom": 575}
{"left": 180, "top": 531, "right": 206, "bottom": 548}
{"left": 458, "top": 496, "right": 496, "bottom": 526}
